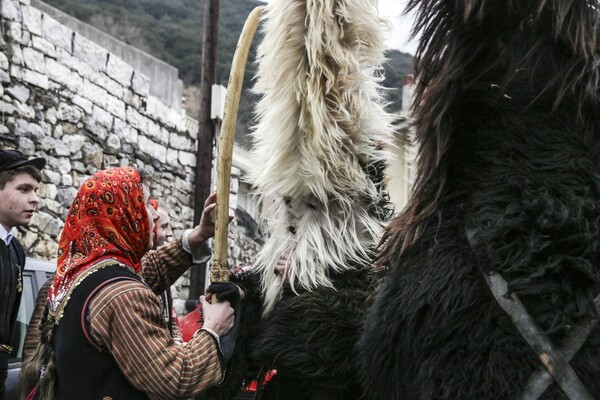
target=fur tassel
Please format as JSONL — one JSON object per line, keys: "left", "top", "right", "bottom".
{"left": 249, "top": 0, "right": 396, "bottom": 313}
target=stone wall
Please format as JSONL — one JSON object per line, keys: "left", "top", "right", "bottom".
{"left": 30, "top": 0, "right": 183, "bottom": 112}
{"left": 0, "top": 0, "right": 262, "bottom": 312}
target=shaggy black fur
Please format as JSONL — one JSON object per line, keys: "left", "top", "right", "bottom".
{"left": 206, "top": 263, "right": 377, "bottom": 400}
{"left": 360, "top": 0, "right": 600, "bottom": 399}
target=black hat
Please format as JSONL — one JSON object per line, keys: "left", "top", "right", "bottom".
{"left": 0, "top": 149, "right": 46, "bottom": 172}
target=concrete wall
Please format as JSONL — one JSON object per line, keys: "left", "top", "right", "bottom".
{"left": 0, "top": 0, "right": 261, "bottom": 313}
{"left": 30, "top": 0, "right": 183, "bottom": 111}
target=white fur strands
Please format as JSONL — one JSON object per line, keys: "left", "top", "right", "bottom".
{"left": 249, "top": 0, "right": 396, "bottom": 313}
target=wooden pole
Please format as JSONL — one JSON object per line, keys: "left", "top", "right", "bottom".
{"left": 211, "top": 6, "right": 264, "bottom": 289}
{"left": 190, "top": 0, "right": 220, "bottom": 300}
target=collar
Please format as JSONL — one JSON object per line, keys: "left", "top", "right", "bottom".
{"left": 0, "top": 224, "right": 14, "bottom": 245}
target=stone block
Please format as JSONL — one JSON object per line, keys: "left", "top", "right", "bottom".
{"left": 82, "top": 141, "right": 103, "bottom": 169}
{"left": 56, "top": 185, "right": 76, "bottom": 207}
{"left": 42, "top": 107, "right": 57, "bottom": 125}
{"left": 71, "top": 94, "right": 93, "bottom": 114}
{"left": 106, "top": 133, "right": 121, "bottom": 150}
{"left": 15, "top": 119, "right": 45, "bottom": 143}
{"left": 15, "top": 135, "right": 34, "bottom": 154}
{"left": 21, "top": 68, "right": 47, "bottom": 89}
{"left": 73, "top": 33, "right": 107, "bottom": 72}
{"left": 20, "top": 30, "right": 31, "bottom": 46}
{"left": 92, "top": 105, "right": 113, "bottom": 128}
{"left": 0, "top": 70, "right": 9, "bottom": 83}
{"left": 81, "top": 79, "right": 108, "bottom": 108}
{"left": 84, "top": 117, "right": 108, "bottom": 141}
{"left": 46, "top": 58, "right": 77, "bottom": 92}
{"left": 0, "top": 51, "right": 9, "bottom": 70}
{"left": 10, "top": 65, "right": 23, "bottom": 79}
{"left": 22, "top": 47, "right": 45, "bottom": 73}
{"left": 44, "top": 198, "right": 62, "bottom": 215}
{"left": 105, "top": 94, "right": 126, "bottom": 120}
{"left": 56, "top": 157, "right": 72, "bottom": 175}
{"left": 61, "top": 133, "right": 85, "bottom": 154}
{"left": 6, "top": 84, "right": 29, "bottom": 103}
{"left": 106, "top": 54, "right": 133, "bottom": 87}
{"left": 61, "top": 173, "right": 72, "bottom": 186}
{"left": 17, "top": 230, "right": 37, "bottom": 251}
{"left": 2, "top": 0, "right": 22, "bottom": 22}
{"left": 42, "top": 15, "right": 72, "bottom": 51}
{"left": 167, "top": 148, "right": 178, "bottom": 165}
{"left": 30, "top": 209, "right": 52, "bottom": 230}
{"left": 126, "top": 106, "right": 149, "bottom": 132}
{"left": 131, "top": 71, "right": 150, "bottom": 97}
{"left": 138, "top": 135, "right": 167, "bottom": 163}
{"left": 31, "top": 35, "right": 55, "bottom": 58}
{"left": 114, "top": 118, "right": 138, "bottom": 144}
{"left": 178, "top": 150, "right": 196, "bottom": 167}
{"left": 38, "top": 182, "right": 58, "bottom": 199}
{"left": 169, "top": 132, "right": 193, "bottom": 151}
{"left": 55, "top": 47, "right": 79, "bottom": 71}
{"left": 6, "top": 21, "right": 22, "bottom": 43}
{"left": 0, "top": 100, "right": 17, "bottom": 115}
{"left": 10, "top": 44, "right": 23, "bottom": 66}
{"left": 42, "top": 169, "right": 61, "bottom": 185}
{"left": 22, "top": 5, "right": 41, "bottom": 36}
{"left": 146, "top": 120, "right": 162, "bottom": 142}
{"left": 57, "top": 102, "right": 82, "bottom": 123}
{"left": 13, "top": 101, "right": 34, "bottom": 118}
{"left": 103, "top": 154, "right": 119, "bottom": 167}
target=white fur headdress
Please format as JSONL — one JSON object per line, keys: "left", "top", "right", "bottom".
{"left": 249, "top": 0, "right": 396, "bottom": 313}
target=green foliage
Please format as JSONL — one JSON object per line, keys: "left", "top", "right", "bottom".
{"left": 43, "top": 0, "right": 412, "bottom": 145}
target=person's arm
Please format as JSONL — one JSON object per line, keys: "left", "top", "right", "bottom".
{"left": 22, "top": 277, "right": 53, "bottom": 363}
{"left": 142, "top": 239, "right": 193, "bottom": 294}
{"left": 88, "top": 280, "right": 233, "bottom": 400}
{"left": 141, "top": 192, "right": 222, "bottom": 294}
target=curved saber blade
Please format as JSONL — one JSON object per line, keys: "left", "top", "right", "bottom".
{"left": 211, "top": 6, "right": 264, "bottom": 289}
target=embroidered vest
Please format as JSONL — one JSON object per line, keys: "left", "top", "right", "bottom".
{"left": 53, "top": 265, "right": 148, "bottom": 400}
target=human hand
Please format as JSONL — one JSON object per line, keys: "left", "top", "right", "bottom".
{"left": 199, "top": 295, "right": 234, "bottom": 337}
{"left": 188, "top": 192, "right": 234, "bottom": 248}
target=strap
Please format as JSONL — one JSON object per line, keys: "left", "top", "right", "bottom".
{"left": 521, "top": 294, "right": 600, "bottom": 399}
{"left": 465, "top": 227, "right": 595, "bottom": 400}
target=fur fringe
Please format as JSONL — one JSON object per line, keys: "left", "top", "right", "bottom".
{"left": 249, "top": 0, "right": 396, "bottom": 313}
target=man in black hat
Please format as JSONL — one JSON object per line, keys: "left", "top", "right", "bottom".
{"left": 0, "top": 149, "right": 45, "bottom": 397}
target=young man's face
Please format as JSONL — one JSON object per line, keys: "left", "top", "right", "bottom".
{"left": 0, "top": 172, "right": 41, "bottom": 231}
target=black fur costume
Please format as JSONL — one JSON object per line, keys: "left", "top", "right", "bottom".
{"left": 210, "top": 263, "right": 379, "bottom": 400}
{"left": 360, "top": 1, "right": 600, "bottom": 399}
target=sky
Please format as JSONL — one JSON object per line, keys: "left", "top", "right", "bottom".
{"left": 378, "top": 0, "right": 418, "bottom": 54}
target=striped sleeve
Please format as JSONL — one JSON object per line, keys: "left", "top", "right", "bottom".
{"left": 141, "top": 238, "right": 193, "bottom": 294}
{"left": 88, "top": 280, "right": 224, "bottom": 400}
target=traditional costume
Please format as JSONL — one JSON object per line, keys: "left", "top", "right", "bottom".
{"left": 207, "top": 1, "right": 395, "bottom": 399}
{"left": 22, "top": 167, "right": 222, "bottom": 400}
{"left": 360, "top": 1, "right": 600, "bottom": 399}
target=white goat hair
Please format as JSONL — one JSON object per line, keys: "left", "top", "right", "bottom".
{"left": 249, "top": 0, "right": 396, "bottom": 313}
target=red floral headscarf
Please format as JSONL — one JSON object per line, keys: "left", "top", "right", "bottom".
{"left": 48, "top": 167, "right": 150, "bottom": 320}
